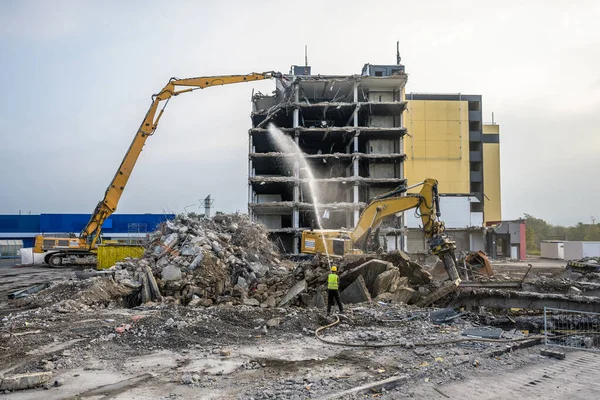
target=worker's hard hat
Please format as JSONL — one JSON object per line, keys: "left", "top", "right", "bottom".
{"left": 331, "top": 266, "right": 338, "bottom": 272}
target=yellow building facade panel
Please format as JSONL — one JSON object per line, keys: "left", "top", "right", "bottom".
{"left": 405, "top": 100, "right": 470, "bottom": 194}
{"left": 483, "top": 124, "right": 501, "bottom": 222}
{"left": 482, "top": 124, "right": 499, "bottom": 135}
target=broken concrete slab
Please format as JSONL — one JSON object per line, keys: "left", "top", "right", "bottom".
{"left": 340, "top": 275, "right": 371, "bottom": 304}
{"left": 243, "top": 298, "right": 260, "bottom": 306}
{"left": 374, "top": 292, "right": 395, "bottom": 302}
{"left": 372, "top": 269, "right": 404, "bottom": 298}
{"left": 314, "top": 292, "right": 326, "bottom": 308}
{"left": 567, "top": 286, "right": 582, "bottom": 295}
{"left": 462, "top": 327, "right": 503, "bottom": 339}
{"left": 341, "top": 253, "right": 431, "bottom": 286}
{"left": 161, "top": 265, "right": 182, "bottom": 281}
{"left": 455, "top": 288, "right": 600, "bottom": 313}
{"left": 318, "top": 374, "right": 408, "bottom": 400}
{"left": 540, "top": 349, "right": 566, "bottom": 360}
{"left": 120, "top": 278, "right": 142, "bottom": 289}
{"left": 391, "top": 286, "right": 416, "bottom": 304}
{"left": 429, "top": 308, "right": 464, "bottom": 324}
{"left": 261, "top": 296, "right": 276, "bottom": 308}
{"left": 188, "top": 296, "right": 201, "bottom": 307}
{"left": 415, "top": 279, "right": 461, "bottom": 307}
{"left": 300, "top": 293, "right": 314, "bottom": 307}
{"left": 400, "top": 261, "right": 433, "bottom": 286}
{"left": 340, "top": 260, "right": 391, "bottom": 293}
{"left": 376, "top": 286, "right": 416, "bottom": 304}
{"left": 341, "top": 251, "right": 409, "bottom": 270}
{"left": 385, "top": 250, "right": 411, "bottom": 263}
{"left": 278, "top": 280, "right": 307, "bottom": 307}
{"left": 144, "top": 266, "right": 162, "bottom": 302}
{"left": 0, "top": 371, "right": 52, "bottom": 391}
{"left": 139, "top": 273, "right": 151, "bottom": 304}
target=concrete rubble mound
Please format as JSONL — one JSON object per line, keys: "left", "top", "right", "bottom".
{"left": 283, "top": 251, "right": 440, "bottom": 308}
{"left": 107, "top": 213, "right": 295, "bottom": 307}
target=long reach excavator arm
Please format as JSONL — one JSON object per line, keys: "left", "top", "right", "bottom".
{"left": 82, "top": 72, "right": 281, "bottom": 249}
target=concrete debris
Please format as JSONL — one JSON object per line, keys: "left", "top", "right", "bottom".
{"left": 5, "top": 244, "right": 600, "bottom": 398}
{"left": 100, "top": 213, "right": 294, "bottom": 307}
{"left": 390, "top": 286, "right": 416, "bottom": 304}
{"left": 314, "top": 292, "right": 326, "bottom": 308}
{"left": 375, "top": 286, "right": 415, "bottom": 304}
{"left": 261, "top": 296, "right": 277, "bottom": 308}
{"left": 278, "top": 280, "right": 307, "bottom": 307}
{"left": 567, "top": 286, "right": 582, "bottom": 295}
{"left": 540, "top": 349, "right": 566, "bottom": 360}
{"left": 243, "top": 298, "right": 260, "bottom": 307}
{"left": 340, "top": 275, "right": 371, "bottom": 304}
{"left": 372, "top": 270, "right": 403, "bottom": 298}
{"left": 161, "top": 265, "right": 182, "bottom": 281}
{"left": 7, "top": 283, "right": 51, "bottom": 299}
{"left": 415, "top": 279, "right": 461, "bottom": 307}
{"left": 455, "top": 288, "right": 600, "bottom": 312}
{"left": 429, "top": 308, "right": 464, "bottom": 324}
{"left": 340, "top": 259, "right": 392, "bottom": 293}
{"left": 0, "top": 372, "right": 53, "bottom": 391}
{"left": 462, "top": 327, "right": 504, "bottom": 339}
{"left": 341, "top": 252, "right": 432, "bottom": 286}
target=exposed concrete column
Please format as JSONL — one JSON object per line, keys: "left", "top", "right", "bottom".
{"left": 292, "top": 83, "right": 300, "bottom": 253}
{"left": 248, "top": 131, "right": 253, "bottom": 220}
{"left": 399, "top": 85, "right": 406, "bottom": 250}
{"left": 353, "top": 81, "right": 360, "bottom": 226}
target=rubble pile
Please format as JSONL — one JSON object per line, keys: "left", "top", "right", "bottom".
{"left": 14, "top": 277, "right": 134, "bottom": 312}
{"left": 108, "top": 213, "right": 295, "bottom": 307}
{"left": 286, "top": 252, "right": 441, "bottom": 308}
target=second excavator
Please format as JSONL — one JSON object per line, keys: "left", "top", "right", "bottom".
{"left": 300, "top": 178, "right": 462, "bottom": 282}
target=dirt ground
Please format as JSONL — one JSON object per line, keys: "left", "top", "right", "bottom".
{"left": 2, "top": 258, "right": 599, "bottom": 399}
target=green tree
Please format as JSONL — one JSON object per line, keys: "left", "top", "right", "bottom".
{"left": 522, "top": 215, "right": 600, "bottom": 253}
{"left": 523, "top": 213, "right": 551, "bottom": 250}
{"left": 526, "top": 225, "right": 536, "bottom": 252}
{"left": 584, "top": 224, "right": 600, "bottom": 241}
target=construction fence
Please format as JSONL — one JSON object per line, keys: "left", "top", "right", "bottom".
{"left": 544, "top": 307, "right": 600, "bottom": 352}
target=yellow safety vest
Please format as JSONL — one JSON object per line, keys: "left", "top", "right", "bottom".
{"left": 328, "top": 274, "right": 339, "bottom": 290}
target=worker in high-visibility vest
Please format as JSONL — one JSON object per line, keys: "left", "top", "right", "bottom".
{"left": 327, "top": 265, "right": 343, "bottom": 316}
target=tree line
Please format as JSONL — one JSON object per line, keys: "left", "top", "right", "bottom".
{"left": 525, "top": 214, "right": 600, "bottom": 252}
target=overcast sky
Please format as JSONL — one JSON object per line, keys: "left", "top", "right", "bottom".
{"left": 0, "top": 0, "right": 598, "bottom": 226}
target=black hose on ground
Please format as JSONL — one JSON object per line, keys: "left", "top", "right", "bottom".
{"left": 315, "top": 315, "right": 546, "bottom": 348}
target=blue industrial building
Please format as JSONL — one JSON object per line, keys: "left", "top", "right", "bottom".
{"left": 0, "top": 213, "right": 175, "bottom": 248}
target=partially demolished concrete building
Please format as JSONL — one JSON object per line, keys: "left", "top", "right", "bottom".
{"left": 249, "top": 63, "right": 408, "bottom": 253}
{"left": 249, "top": 57, "right": 503, "bottom": 255}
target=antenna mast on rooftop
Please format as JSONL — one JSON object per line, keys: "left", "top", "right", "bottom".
{"left": 396, "top": 41, "right": 401, "bottom": 65}
{"left": 305, "top": 45, "right": 308, "bottom": 67}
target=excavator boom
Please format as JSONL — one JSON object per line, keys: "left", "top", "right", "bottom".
{"left": 351, "top": 178, "right": 444, "bottom": 248}
{"left": 36, "top": 72, "right": 280, "bottom": 266}
{"left": 80, "top": 72, "right": 280, "bottom": 249}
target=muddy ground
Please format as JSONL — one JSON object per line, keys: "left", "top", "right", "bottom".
{"left": 1, "top": 258, "right": 599, "bottom": 399}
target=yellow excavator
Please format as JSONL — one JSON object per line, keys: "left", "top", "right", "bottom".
{"left": 35, "top": 72, "right": 281, "bottom": 267}
{"left": 300, "top": 178, "right": 461, "bottom": 281}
